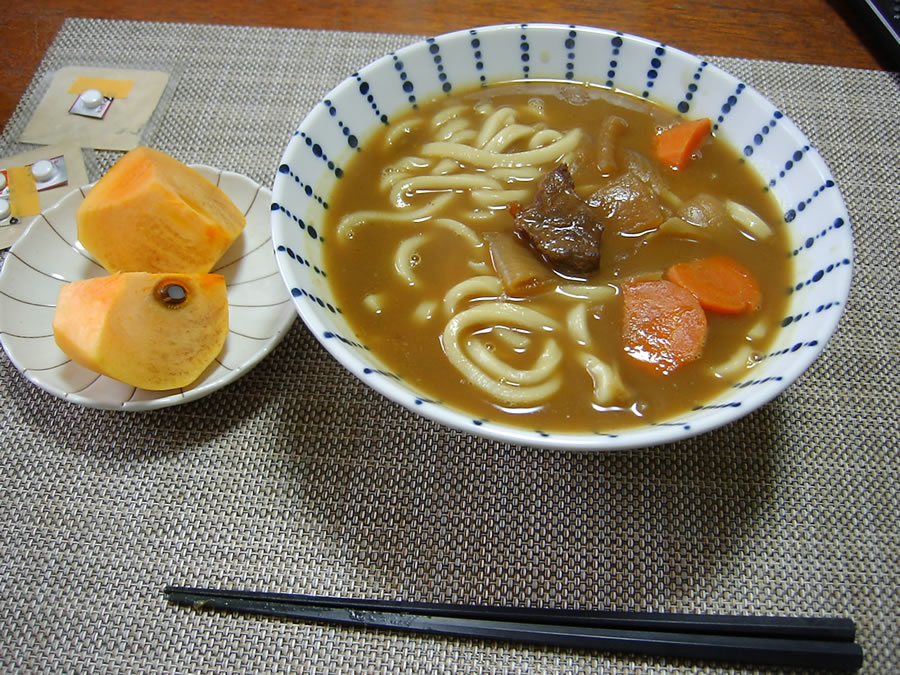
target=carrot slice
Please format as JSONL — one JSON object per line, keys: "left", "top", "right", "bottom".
{"left": 665, "top": 255, "right": 762, "bottom": 314}
{"left": 654, "top": 118, "right": 712, "bottom": 170}
{"left": 622, "top": 279, "right": 708, "bottom": 375}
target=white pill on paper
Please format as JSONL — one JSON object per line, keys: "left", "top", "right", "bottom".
{"left": 80, "top": 89, "right": 104, "bottom": 109}
{"left": 31, "top": 160, "right": 55, "bottom": 182}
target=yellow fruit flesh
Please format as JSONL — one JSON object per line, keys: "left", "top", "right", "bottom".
{"left": 50, "top": 275, "right": 122, "bottom": 370}
{"left": 53, "top": 272, "right": 229, "bottom": 390}
{"left": 76, "top": 147, "right": 246, "bottom": 273}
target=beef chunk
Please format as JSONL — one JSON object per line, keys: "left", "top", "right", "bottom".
{"left": 513, "top": 164, "right": 604, "bottom": 275}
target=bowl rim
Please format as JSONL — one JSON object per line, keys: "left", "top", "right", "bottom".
{"left": 272, "top": 22, "right": 854, "bottom": 450}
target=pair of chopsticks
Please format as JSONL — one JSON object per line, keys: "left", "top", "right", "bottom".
{"left": 164, "top": 586, "right": 863, "bottom": 670}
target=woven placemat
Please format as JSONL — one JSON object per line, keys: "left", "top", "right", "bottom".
{"left": 1, "top": 18, "right": 897, "bottom": 673}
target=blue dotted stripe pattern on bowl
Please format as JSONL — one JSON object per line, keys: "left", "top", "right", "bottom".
{"left": 322, "top": 98, "right": 362, "bottom": 152}
{"left": 677, "top": 61, "right": 709, "bottom": 114}
{"left": 606, "top": 34, "right": 624, "bottom": 87}
{"left": 352, "top": 74, "right": 389, "bottom": 124}
{"left": 642, "top": 45, "right": 667, "bottom": 98}
{"left": 770, "top": 144, "right": 812, "bottom": 188}
{"left": 790, "top": 217, "right": 846, "bottom": 256}
{"left": 563, "top": 29, "right": 577, "bottom": 80}
{"left": 426, "top": 38, "right": 453, "bottom": 93}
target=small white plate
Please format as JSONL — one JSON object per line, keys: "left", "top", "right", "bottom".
{"left": 0, "top": 165, "right": 295, "bottom": 410}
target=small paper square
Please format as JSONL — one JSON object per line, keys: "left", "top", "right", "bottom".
{"left": 20, "top": 66, "right": 169, "bottom": 151}
{"left": 1, "top": 143, "right": 88, "bottom": 249}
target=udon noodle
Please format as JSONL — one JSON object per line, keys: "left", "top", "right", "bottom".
{"left": 325, "top": 81, "right": 790, "bottom": 432}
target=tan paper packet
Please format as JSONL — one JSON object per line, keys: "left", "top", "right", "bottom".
{"left": 20, "top": 66, "right": 169, "bottom": 151}
{"left": 1, "top": 143, "right": 89, "bottom": 249}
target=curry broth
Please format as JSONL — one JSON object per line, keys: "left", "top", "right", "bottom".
{"left": 324, "top": 81, "right": 790, "bottom": 432}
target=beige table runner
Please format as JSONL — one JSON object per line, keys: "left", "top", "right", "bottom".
{"left": 1, "top": 18, "right": 897, "bottom": 673}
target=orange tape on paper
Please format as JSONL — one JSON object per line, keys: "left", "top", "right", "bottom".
{"left": 7, "top": 166, "right": 41, "bottom": 218}
{"left": 67, "top": 76, "right": 135, "bottom": 99}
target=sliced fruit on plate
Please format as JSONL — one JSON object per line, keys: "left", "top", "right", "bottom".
{"left": 76, "top": 146, "right": 246, "bottom": 273}
{"left": 52, "top": 272, "right": 228, "bottom": 390}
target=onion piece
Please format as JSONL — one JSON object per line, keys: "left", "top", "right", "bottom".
{"left": 484, "top": 231, "right": 556, "bottom": 297}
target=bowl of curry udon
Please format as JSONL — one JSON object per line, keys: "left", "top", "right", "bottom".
{"left": 272, "top": 24, "right": 852, "bottom": 451}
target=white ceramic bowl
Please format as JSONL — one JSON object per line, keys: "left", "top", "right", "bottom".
{"left": 271, "top": 24, "right": 853, "bottom": 450}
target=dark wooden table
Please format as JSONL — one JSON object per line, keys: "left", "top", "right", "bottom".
{"left": 0, "top": 1, "right": 892, "bottom": 133}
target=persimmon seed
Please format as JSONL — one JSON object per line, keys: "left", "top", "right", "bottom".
{"left": 155, "top": 281, "right": 188, "bottom": 306}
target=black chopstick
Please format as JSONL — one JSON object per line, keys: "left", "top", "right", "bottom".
{"left": 164, "top": 586, "right": 863, "bottom": 670}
